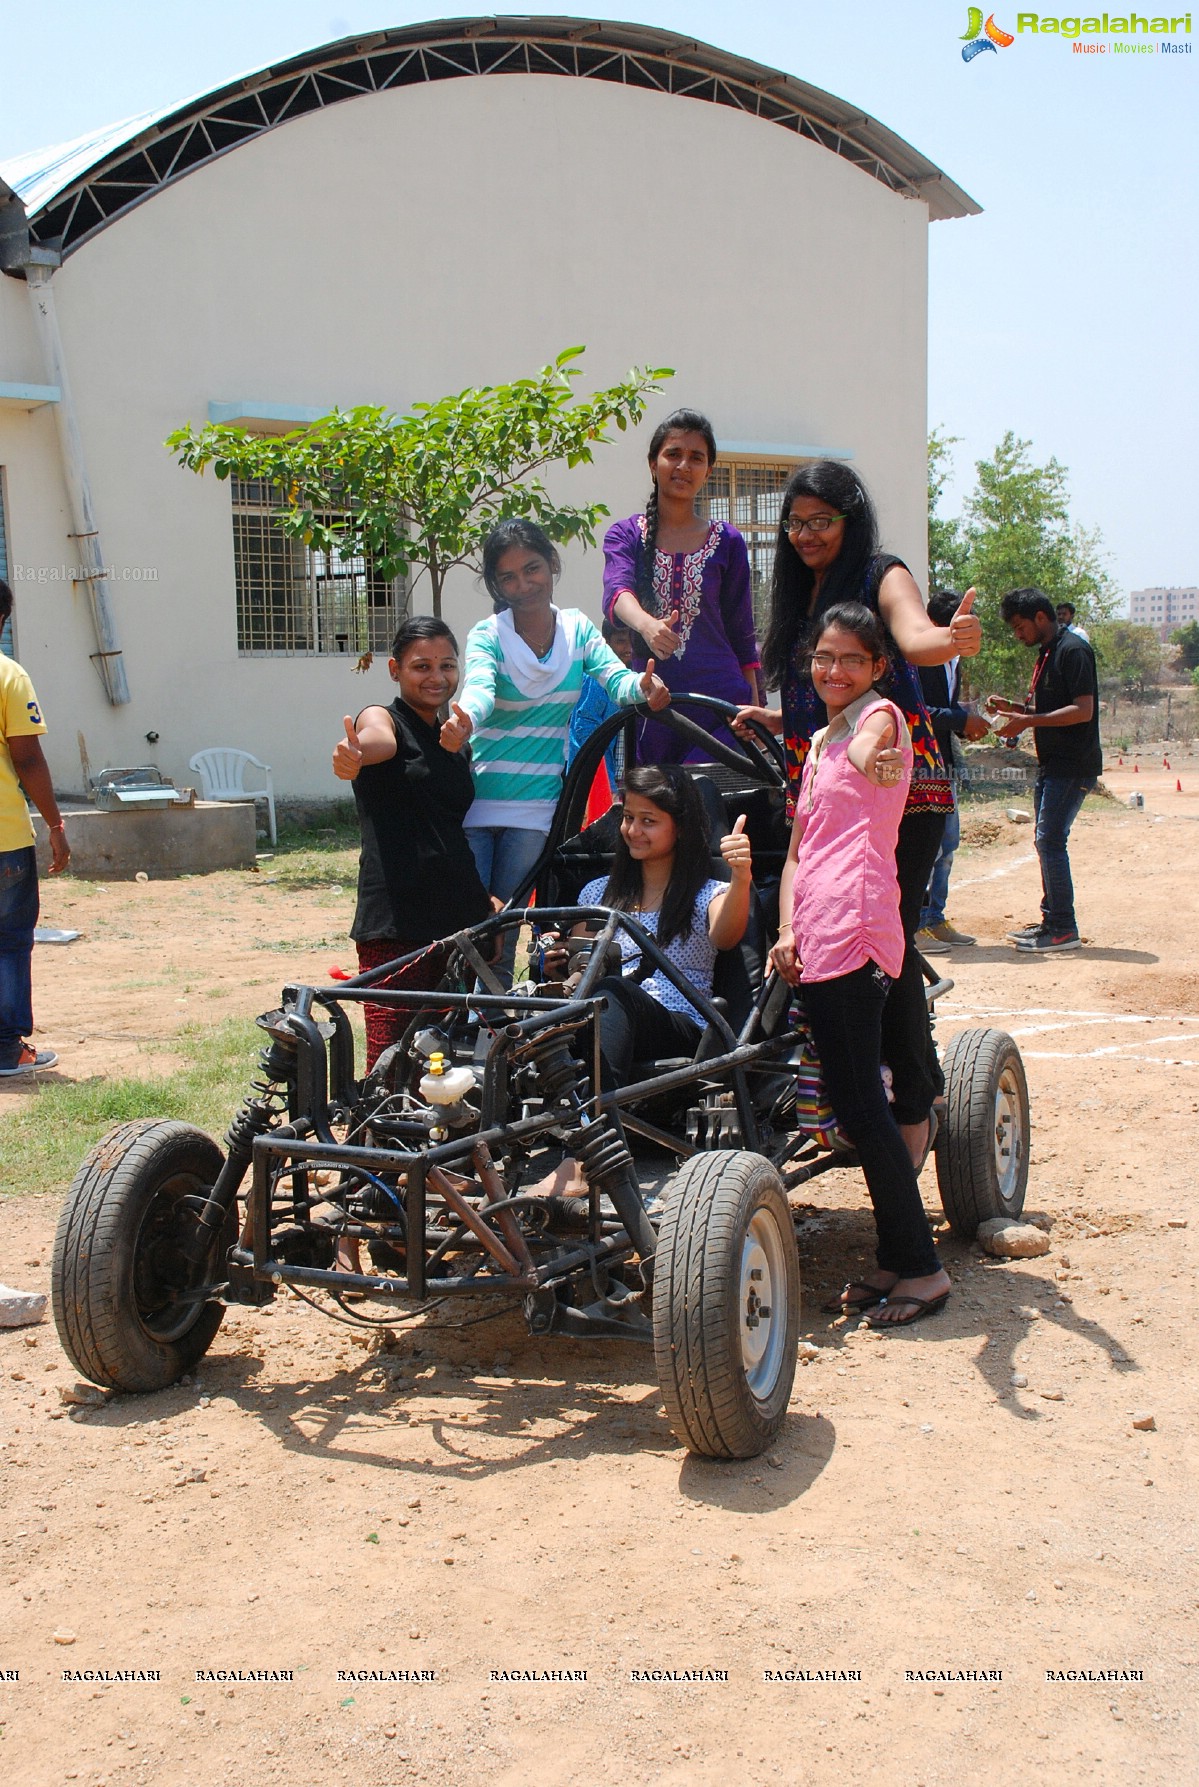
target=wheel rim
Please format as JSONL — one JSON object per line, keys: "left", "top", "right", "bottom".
{"left": 133, "top": 1172, "right": 215, "bottom": 1344}
{"left": 993, "top": 1065, "right": 1026, "bottom": 1204}
{"left": 739, "top": 1205, "right": 789, "bottom": 1400}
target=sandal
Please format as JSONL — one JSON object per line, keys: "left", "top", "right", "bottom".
{"left": 865, "top": 1291, "right": 950, "bottom": 1329}
{"left": 821, "top": 1279, "right": 894, "bottom": 1314}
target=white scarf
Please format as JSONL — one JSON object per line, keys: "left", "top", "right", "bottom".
{"left": 495, "top": 605, "right": 573, "bottom": 698}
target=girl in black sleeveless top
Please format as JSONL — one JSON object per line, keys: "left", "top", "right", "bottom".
{"left": 332, "top": 616, "right": 491, "bottom": 1070}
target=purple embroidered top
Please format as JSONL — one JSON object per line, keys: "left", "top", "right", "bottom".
{"left": 602, "top": 515, "right": 760, "bottom": 763}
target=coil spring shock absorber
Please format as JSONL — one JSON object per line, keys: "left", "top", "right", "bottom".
{"left": 179, "top": 1034, "right": 296, "bottom": 1266}
{"left": 522, "top": 1032, "right": 658, "bottom": 1283}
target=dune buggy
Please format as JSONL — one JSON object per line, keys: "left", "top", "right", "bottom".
{"left": 52, "top": 698, "right": 1030, "bottom": 1459}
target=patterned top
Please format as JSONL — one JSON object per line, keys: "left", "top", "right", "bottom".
{"left": 456, "top": 608, "right": 644, "bottom": 831}
{"left": 578, "top": 875, "right": 725, "bottom": 1026}
{"left": 793, "top": 695, "right": 911, "bottom": 983}
{"left": 601, "top": 516, "right": 759, "bottom": 764}
{"left": 780, "top": 554, "right": 953, "bottom": 818}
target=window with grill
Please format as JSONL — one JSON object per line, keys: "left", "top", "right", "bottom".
{"left": 700, "top": 458, "right": 800, "bottom": 636}
{"left": 231, "top": 477, "right": 404, "bottom": 656}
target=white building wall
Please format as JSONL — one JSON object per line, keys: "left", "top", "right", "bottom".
{"left": 1, "top": 74, "right": 931, "bottom": 797}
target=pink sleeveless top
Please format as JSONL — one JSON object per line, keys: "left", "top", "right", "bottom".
{"left": 792, "top": 695, "right": 911, "bottom": 983}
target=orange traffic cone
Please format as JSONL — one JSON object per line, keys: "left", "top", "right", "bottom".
{"left": 1118, "top": 755, "right": 1124, "bottom": 766}
{"left": 1134, "top": 762, "right": 1139, "bottom": 773}
{"left": 1177, "top": 779, "right": 1183, "bottom": 793}
{"left": 1164, "top": 757, "right": 1171, "bottom": 770}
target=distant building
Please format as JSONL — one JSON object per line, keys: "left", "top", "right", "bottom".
{"left": 1130, "top": 587, "right": 1199, "bottom": 642}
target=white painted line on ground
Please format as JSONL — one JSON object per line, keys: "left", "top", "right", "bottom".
{"left": 938, "top": 1005, "right": 1199, "bottom": 1028}
{"left": 1019, "top": 1051, "right": 1198, "bottom": 1067}
{"left": 952, "top": 852, "right": 1038, "bottom": 889}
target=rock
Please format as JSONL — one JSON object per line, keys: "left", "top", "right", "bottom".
{"left": 59, "top": 1382, "right": 111, "bottom": 1407}
{"left": 797, "top": 1341, "right": 822, "bottom": 1361}
{"left": 1010, "top": 1373, "right": 1028, "bottom": 1389}
{"left": 1131, "top": 1412, "right": 1156, "bottom": 1432}
{"left": 1006, "top": 807, "right": 1033, "bottom": 824}
{"left": 977, "top": 1220, "right": 1050, "bottom": 1259}
{"left": 1040, "top": 1387, "right": 1065, "bottom": 1402}
{"left": 53, "top": 1630, "right": 77, "bottom": 1645}
{"left": 0, "top": 1285, "right": 47, "bottom": 1328}
{"left": 1167, "top": 1219, "right": 1187, "bottom": 1230}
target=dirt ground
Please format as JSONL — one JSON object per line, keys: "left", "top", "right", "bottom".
{"left": 1, "top": 770, "right": 1196, "bottom": 1786}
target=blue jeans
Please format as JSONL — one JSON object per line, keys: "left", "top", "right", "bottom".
{"left": 0, "top": 846, "right": 39, "bottom": 1064}
{"left": 919, "top": 790, "right": 961, "bottom": 930}
{"left": 1033, "top": 772, "right": 1095, "bottom": 932}
{"left": 465, "top": 825, "right": 549, "bottom": 979}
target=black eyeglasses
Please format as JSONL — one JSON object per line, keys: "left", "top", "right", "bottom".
{"left": 785, "top": 513, "right": 845, "bottom": 537}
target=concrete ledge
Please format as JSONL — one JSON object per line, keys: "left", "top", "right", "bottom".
{"left": 32, "top": 801, "right": 257, "bottom": 879}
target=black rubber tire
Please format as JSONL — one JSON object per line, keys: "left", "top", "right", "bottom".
{"left": 52, "top": 1120, "right": 232, "bottom": 1393}
{"left": 653, "top": 1151, "right": 800, "bottom": 1460}
{"left": 935, "top": 1028, "right": 1030, "bottom": 1239}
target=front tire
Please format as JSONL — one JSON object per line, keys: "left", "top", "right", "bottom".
{"left": 935, "top": 1029, "right": 1030, "bottom": 1238}
{"left": 52, "top": 1120, "right": 233, "bottom": 1393}
{"left": 653, "top": 1151, "right": 800, "bottom": 1459}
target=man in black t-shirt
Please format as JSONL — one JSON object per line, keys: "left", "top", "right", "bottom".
{"left": 992, "top": 588, "right": 1102, "bottom": 953}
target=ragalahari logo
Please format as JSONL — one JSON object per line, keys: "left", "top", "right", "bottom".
{"left": 961, "top": 8, "right": 1016, "bottom": 58}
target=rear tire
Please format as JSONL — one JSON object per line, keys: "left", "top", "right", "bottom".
{"left": 935, "top": 1029, "right": 1030, "bottom": 1239}
{"left": 52, "top": 1120, "right": 233, "bottom": 1393}
{"left": 653, "top": 1151, "right": 800, "bottom": 1459}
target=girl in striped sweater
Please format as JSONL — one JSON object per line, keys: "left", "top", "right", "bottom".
{"left": 440, "top": 521, "right": 669, "bottom": 928}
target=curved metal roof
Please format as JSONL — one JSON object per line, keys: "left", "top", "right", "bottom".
{"left": 5, "top": 16, "right": 979, "bottom": 258}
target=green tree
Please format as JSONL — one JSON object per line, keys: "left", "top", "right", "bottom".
{"left": 927, "top": 428, "right": 968, "bottom": 593}
{"left": 167, "top": 348, "right": 672, "bottom": 617}
{"left": 1091, "top": 621, "right": 1165, "bottom": 700}
{"left": 1171, "top": 619, "right": 1199, "bottom": 671}
{"left": 954, "top": 433, "right": 1118, "bottom": 696}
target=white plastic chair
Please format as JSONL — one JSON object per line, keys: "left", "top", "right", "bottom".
{"left": 188, "top": 748, "right": 277, "bottom": 845}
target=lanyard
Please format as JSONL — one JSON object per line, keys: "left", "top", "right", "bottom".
{"left": 1027, "top": 642, "right": 1052, "bottom": 708}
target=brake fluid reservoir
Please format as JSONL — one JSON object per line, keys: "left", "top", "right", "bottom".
{"left": 419, "top": 1053, "right": 476, "bottom": 1107}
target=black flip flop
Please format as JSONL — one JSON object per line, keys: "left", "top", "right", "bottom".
{"left": 865, "top": 1292, "right": 950, "bottom": 1330}
{"left": 821, "top": 1280, "right": 893, "bottom": 1314}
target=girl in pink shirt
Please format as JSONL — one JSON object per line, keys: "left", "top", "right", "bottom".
{"left": 772, "top": 605, "right": 950, "bottom": 1328}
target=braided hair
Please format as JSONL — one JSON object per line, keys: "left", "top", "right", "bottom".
{"left": 636, "top": 409, "right": 718, "bottom": 616}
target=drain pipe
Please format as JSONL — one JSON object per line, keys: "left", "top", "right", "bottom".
{"left": 22, "top": 260, "right": 130, "bottom": 704}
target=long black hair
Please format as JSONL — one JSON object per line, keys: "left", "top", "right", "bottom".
{"left": 481, "top": 519, "right": 560, "bottom": 612}
{"left": 601, "top": 764, "right": 713, "bottom": 948}
{"left": 760, "top": 461, "right": 880, "bottom": 691}
{"left": 637, "top": 408, "right": 718, "bottom": 616}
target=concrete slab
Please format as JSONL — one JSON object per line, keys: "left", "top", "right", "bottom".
{"left": 32, "top": 801, "right": 257, "bottom": 879}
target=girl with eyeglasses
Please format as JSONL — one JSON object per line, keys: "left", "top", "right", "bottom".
{"left": 735, "top": 460, "right": 982, "bottom": 1172}
{"left": 769, "top": 603, "right": 950, "bottom": 1328}
{"left": 602, "top": 409, "right": 762, "bottom": 763}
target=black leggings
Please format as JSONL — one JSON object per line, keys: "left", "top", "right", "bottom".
{"left": 803, "top": 961, "right": 941, "bottom": 1279}
{"left": 595, "top": 977, "right": 701, "bottom": 1090}
{"left": 884, "top": 811, "right": 948, "bottom": 1125}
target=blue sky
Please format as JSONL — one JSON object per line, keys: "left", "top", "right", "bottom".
{"left": 4, "top": 3, "right": 1196, "bottom": 603}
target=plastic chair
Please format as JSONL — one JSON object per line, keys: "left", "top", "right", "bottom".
{"left": 188, "top": 748, "right": 277, "bottom": 845}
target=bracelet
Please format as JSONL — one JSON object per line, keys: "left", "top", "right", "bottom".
{"left": 49, "top": 821, "right": 66, "bottom": 832}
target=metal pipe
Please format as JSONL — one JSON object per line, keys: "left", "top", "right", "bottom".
{"left": 23, "top": 265, "right": 130, "bottom": 705}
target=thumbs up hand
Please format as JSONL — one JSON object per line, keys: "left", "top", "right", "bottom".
{"left": 332, "top": 714, "right": 365, "bottom": 781}
{"left": 439, "top": 702, "right": 473, "bottom": 753}
{"left": 641, "top": 608, "right": 683, "bottom": 659}
{"left": 948, "top": 587, "right": 982, "bottom": 656}
{"left": 640, "top": 657, "right": 671, "bottom": 711}
{"left": 720, "top": 810, "right": 753, "bottom": 880}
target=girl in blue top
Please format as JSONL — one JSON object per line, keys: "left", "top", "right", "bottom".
{"left": 439, "top": 521, "right": 669, "bottom": 920}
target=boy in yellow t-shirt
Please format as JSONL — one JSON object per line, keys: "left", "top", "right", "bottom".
{"left": 0, "top": 578, "right": 70, "bottom": 1074}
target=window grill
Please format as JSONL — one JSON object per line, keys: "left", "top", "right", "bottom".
{"left": 231, "top": 477, "right": 403, "bottom": 657}
{"left": 700, "top": 458, "right": 800, "bottom": 636}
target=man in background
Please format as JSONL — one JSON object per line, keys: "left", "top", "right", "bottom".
{"left": 914, "top": 589, "right": 991, "bottom": 955}
{"left": 1056, "top": 601, "right": 1090, "bottom": 643}
{"left": 994, "top": 587, "right": 1101, "bottom": 954}
{"left": 0, "top": 578, "right": 69, "bottom": 1074}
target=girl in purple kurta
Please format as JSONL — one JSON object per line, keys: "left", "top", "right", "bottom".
{"left": 602, "top": 409, "right": 761, "bottom": 764}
